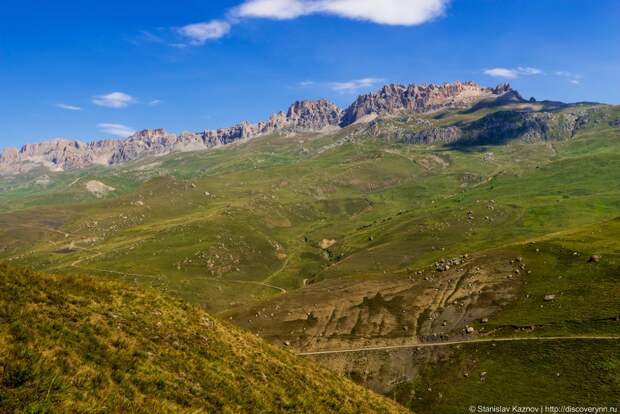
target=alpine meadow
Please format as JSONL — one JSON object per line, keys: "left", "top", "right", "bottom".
{"left": 1, "top": 1, "right": 619, "bottom": 413}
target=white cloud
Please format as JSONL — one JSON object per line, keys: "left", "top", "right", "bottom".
{"left": 517, "top": 67, "right": 542, "bottom": 76}
{"left": 56, "top": 103, "right": 82, "bottom": 111}
{"left": 316, "top": 0, "right": 448, "bottom": 25}
{"left": 484, "top": 68, "right": 519, "bottom": 79}
{"left": 299, "top": 80, "right": 315, "bottom": 87}
{"left": 178, "top": 20, "right": 231, "bottom": 45}
{"left": 331, "top": 77, "right": 384, "bottom": 92}
{"left": 172, "top": 1, "right": 446, "bottom": 48}
{"left": 92, "top": 92, "right": 137, "bottom": 108}
{"left": 148, "top": 99, "right": 163, "bottom": 106}
{"left": 98, "top": 123, "right": 135, "bottom": 138}
{"left": 234, "top": 0, "right": 308, "bottom": 19}
{"left": 234, "top": 0, "right": 449, "bottom": 25}
{"left": 483, "top": 67, "right": 543, "bottom": 79}
{"left": 555, "top": 71, "right": 582, "bottom": 85}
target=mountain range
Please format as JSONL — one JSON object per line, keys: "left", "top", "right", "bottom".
{"left": 2, "top": 77, "right": 620, "bottom": 413}
{"left": 0, "top": 81, "right": 521, "bottom": 174}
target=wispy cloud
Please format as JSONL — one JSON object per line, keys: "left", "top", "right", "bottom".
{"left": 92, "top": 92, "right": 137, "bottom": 108}
{"left": 98, "top": 123, "right": 135, "bottom": 138}
{"left": 148, "top": 99, "right": 163, "bottom": 106}
{"left": 233, "top": 0, "right": 449, "bottom": 25}
{"left": 299, "top": 80, "right": 316, "bottom": 87}
{"left": 555, "top": 71, "right": 582, "bottom": 85}
{"left": 178, "top": 20, "right": 231, "bottom": 45}
{"left": 173, "top": 1, "right": 448, "bottom": 47}
{"left": 483, "top": 67, "right": 543, "bottom": 79}
{"left": 331, "top": 77, "right": 384, "bottom": 92}
{"left": 56, "top": 103, "right": 82, "bottom": 111}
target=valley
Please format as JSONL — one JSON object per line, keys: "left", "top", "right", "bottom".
{"left": 2, "top": 83, "right": 620, "bottom": 412}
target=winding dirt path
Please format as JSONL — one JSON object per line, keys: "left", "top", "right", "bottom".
{"left": 297, "top": 335, "right": 620, "bottom": 356}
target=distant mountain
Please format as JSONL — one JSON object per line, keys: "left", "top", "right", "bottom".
{"left": 339, "top": 81, "right": 517, "bottom": 125}
{"left": 0, "top": 81, "right": 519, "bottom": 174}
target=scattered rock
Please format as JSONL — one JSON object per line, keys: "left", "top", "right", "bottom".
{"left": 544, "top": 294, "right": 556, "bottom": 302}
{"left": 436, "top": 263, "right": 450, "bottom": 272}
{"left": 483, "top": 152, "right": 495, "bottom": 161}
{"left": 319, "top": 239, "right": 337, "bottom": 249}
{"left": 34, "top": 175, "right": 51, "bottom": 186}
{"left": 588, "top": 255, "right": 601, "bottom": 263}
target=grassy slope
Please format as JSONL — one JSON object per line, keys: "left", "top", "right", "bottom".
{"left": 3, "top": 107, "right": 619, "bottom": 315}
{"left": 392, "top": 339, "right": 620, "bottom": 413}
{"left": 1, "top": 103, "right": 620, "bottom": 411}
{"left": 0, "top": 263, "right": 409, "bottom": 413}
{"left": 388, "top": 218, "right": 620, "bottom": 412}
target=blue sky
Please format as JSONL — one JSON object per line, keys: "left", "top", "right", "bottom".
{"left": 1, "top": 0, "right": 619, "bottom": 149}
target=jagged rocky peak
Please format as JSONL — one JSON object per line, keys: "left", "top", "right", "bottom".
{"left": 202, "top": 121, "right": 262, "bottom": 147}
{"left": 0, "top": 80, "right": 531, "bottom": 174}
{"left": 201, "top": 99, "right": 342, "bottom": 147}
{"left": 285, "top": 99, "right": 342, "bottom": 131}
{"left": 493, "top": 82, "right": 512, "bottom": 94}
{"left": 0, "top": 147, "right": 19, "bottom": 163}
{"left": 126, "top": 128, "right": 177, "bottom": 144}
{"left": 20, "top": 138, "right": 86, "bottom": 156}
{"left": 109, "top": 129, "right": 179, "bottom": 164}
{"left": 10, "top": 138, "right": 91, "bottom": 171}
{"left": 340, "top": 81, "right": 521, "bottom": 126}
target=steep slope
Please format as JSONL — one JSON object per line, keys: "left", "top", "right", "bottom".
{"left": 0, "top": 263, "right": 409, "bottom": 413}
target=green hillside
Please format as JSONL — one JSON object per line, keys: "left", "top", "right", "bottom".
{"left": 0, "top": 263, "right": 409, "bottom": 413}
{"left": 1, "top": 101, "right": 620, "bottom": 412}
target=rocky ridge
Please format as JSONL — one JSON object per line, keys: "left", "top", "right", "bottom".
{"left": 340, "top": 81, "right": 514, "bottom": 125}
{"left": 1, "top": 81, "right": 515, "bottom": 174}
{"left": 399, "top": 107, "right": 608, "bottom": 146}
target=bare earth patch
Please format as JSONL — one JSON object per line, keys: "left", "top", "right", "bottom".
{"left": 85, "top": 180, "right": 115, "bottom": 198}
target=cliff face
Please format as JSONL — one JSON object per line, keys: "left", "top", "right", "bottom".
{"left": 340, "top": 81, "right": 516, "bottom": 126}
{"left": 395, "top": 108, "right": 606, "bottom": 147}
{"left": 0, "top": 82, "right": 517, "bottom": 174}
{"left": 0, "top": 99, "right": 343, "bottom": 173}
{"left": 286, "top": 99, "right": 342, "bottom": 130}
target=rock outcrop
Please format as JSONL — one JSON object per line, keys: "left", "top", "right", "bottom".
{"left": 340, "top": 81, "right": 518, "bottom": 126}
{"left": 401, "top": 126, "right": 463, "bottom": 145}
{"left": 0, "top": 81, "right": 524, "bottom": 174}
{"left": 395, "top": 108, "right": 599, "bottom": 147}
{"left": 285, "top": 99, "right": 342, "bottom": 131}
{"left": 0, "top": 99, "right": 343, "bottom": 174}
